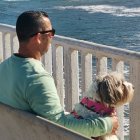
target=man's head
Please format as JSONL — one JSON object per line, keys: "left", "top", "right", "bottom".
{"left": 16, "top": 11, "right": 55, "bottom": 57}
{"left": 16, "top": 11, "right": 52, "bottom": 42}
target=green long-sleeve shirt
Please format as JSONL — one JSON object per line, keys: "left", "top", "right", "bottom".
{"left": 0, "top": 54, "right": 112, "bottom": 138}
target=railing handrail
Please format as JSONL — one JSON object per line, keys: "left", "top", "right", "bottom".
{"left": 0, "top": 23, "right": 16, "bottom": 32}
{"left": 54, "top": 35, "right": 140, "bottom": 61}
{"left": 0, "top": 23, "right": 140, "bottom": 59}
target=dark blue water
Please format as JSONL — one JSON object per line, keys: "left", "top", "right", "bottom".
{"left": 0, "top": 0, "right": 140, "bottom": 52}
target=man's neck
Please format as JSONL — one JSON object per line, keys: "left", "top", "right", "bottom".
{"left": 14, "top": 53, "right": 28, "bottom": 58}
{"left": 18, "top": 46, "right": 41, "bottom": 60}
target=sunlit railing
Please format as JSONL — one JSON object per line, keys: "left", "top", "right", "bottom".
{"left": 0, "top": 23, "right": 140, "bottom": 140}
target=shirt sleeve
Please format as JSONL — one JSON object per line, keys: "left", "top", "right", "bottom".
{"left": 26, "top": 73, "right": 113, "bottom": 138}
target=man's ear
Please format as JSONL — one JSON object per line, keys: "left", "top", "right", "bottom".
{"left": 33, "top": 33, "right": 41, "bottom": 44}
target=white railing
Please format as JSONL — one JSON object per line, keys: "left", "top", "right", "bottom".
{"left": 0, "top": 23, "right": 140, "bottom": 140}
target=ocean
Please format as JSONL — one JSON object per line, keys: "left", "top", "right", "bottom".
{"left": 0, "top": 0, "right": 139, "bottom": 139}
{"left": 0, "top": 0, "right": 140, "bottom": 52}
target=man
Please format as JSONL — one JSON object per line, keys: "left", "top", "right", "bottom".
{"left": 0, "top": 11, "right": 118, "bottom": 138}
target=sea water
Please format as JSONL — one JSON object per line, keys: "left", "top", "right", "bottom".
{"left": 0, "top": 0, "right": 140, "bottom": 52}
{"left": 0, "top": 0, "right": 140, "bottom": 139}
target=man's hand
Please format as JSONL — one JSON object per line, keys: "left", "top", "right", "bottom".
{"left": 111, "top": 115, "right": 119, "bottom": 134}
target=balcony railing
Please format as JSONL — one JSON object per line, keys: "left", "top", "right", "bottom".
{"left": 0, "top": 23, "right": 140, "bottom": 140}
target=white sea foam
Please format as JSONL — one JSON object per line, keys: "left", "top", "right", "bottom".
{"left": 54, "top": 5, "right": 140, "bottom": 17}
{"left": 3, "top": 0, "right": 30, "bottom": 1}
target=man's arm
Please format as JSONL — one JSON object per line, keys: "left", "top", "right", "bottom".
{"left": 26, "top": 73, "right": 115, "bottom": 138}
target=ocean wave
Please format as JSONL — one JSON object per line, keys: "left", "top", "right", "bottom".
{"left": 3, "top": 0, "right": 30, "bottom": 1}
{"left": 54, "top": 5, "right": 140, "bottom": 17}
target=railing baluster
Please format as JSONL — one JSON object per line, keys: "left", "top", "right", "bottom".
{"left": 12, "top": 36, "right": 19, "bottom": 53}
{"left": 112, "top": 58, "right": 124, "bottom": 140}
{"left": 96, "top": 56, "right": 107, "bottom": 75}
{"left": 112, "top": 58, "right": 124, "bottom": 73}
{"left": 42, "top": 46, "right": 52, "bottom": 74}
{"left": 63, "top": 47, "right": 72, "bottom": 111}
{"left": 10, "top": 34, "right": 16, "bottom": 54}
{"left": 0, "top": 32, "right": 3, "bottom": 62}
{"left": 129, "top": 61, "right": 140, "bottom": 140}
{"left": 52, "top": 44, "right": 64, "bottom": 107}
{"left": 63, "top": 48, "right": 79, "bottom": 111}
{"left": 2, "top": 33, "right": 6, "bottom": 60}
{"left": 71, "top": 50, "right": 79, "bottom": 109}
{"left": 4, "top": 33, "right": 11, "bottom": 59}
{"left": 10, "top": 34, "right": 14, "bottom": 54}
{"left": 81, "top": 52, "right": 92, "bottom": 96}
